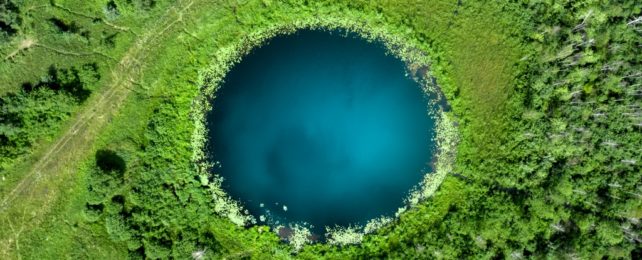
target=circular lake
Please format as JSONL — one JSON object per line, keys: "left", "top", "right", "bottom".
{"left": 206, "top": 30, "right": 437, "bottom": 236}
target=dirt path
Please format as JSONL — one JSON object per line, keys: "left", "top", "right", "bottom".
{"left": 0, "top": 0, "right": 195, "bottom": 256}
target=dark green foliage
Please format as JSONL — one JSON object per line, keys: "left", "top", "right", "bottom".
{"left": 104, "top": 0, "right": 120, "bottom": 20}
{"left": 0, "top": 0, "right": 21, "bottom": 43}
{"left": 0, "top": 88, "right": 76, "bottom": 171}
{"left": 22, "top": 63, "right": 99, "bottom": 101}
{"left": 0, "top": 63, "right": 99, "bottom": 172}
{"left": 124, "top": 0, "right": 157, "bottom": 11}
{"left": 88, "top": 150, "right": 126, "bottom": 195}
{"left": 85, "top": 101, "right": 240, "bottom": 258}
{"left": 48, "top": 17, "right": 91, "bottom": 41}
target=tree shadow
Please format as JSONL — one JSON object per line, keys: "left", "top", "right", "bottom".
{"left": 96, "top": 149, "right": 126, "bottom": 174}
{"left": 21, "top": 63, "right": 98, "bottom": 101}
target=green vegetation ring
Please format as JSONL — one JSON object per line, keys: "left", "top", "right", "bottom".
{"left": 190, "top": 17, "right": 459, "bottom": 248}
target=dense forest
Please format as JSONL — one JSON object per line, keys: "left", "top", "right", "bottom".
{"left": 0, "top": 0, "right": 640, "bottom": 259}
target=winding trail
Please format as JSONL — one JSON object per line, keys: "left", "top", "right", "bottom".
{"left": 0, "top": 0, "right": 195, "bottom": 256}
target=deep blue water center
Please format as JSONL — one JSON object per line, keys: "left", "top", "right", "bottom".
{"left": 207, "top": 30, "right": 436, "bottom": 235}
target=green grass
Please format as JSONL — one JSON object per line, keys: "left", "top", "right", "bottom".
{"left": 1, "top": 0, "right": 640, "bottom": 258}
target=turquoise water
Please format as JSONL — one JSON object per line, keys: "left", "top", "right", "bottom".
{"left": 206, "top": 30, "right": 436, "bottom": 236}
